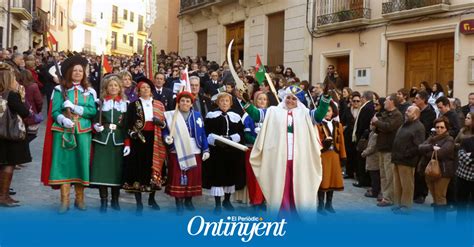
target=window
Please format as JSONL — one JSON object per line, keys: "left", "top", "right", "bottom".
{"left": 50, "top": 0, "right": 57, "bottom": 25}
{"left": 112, "top": 5, "right": 118, "bottom": 23}
{"left": 137, "top": 38, "right": 143, "bottom": 54}
{"left": 138, "top": 15, "right": 144, "bottom": 31}
{"left": 60, "top": 11, "right": 64, "bottom": 27}
{"left": 123, "top": 34, "right": 127, "bottom": 43}
{"left": 123, "top": 9, "right": 128, "bottom": 20}
{"left": 130, "top": 12, "right": 134, "bottom": 22}
{"left": 111, "top": 31, "right": 117, "bottom": 49}
{"left": 129, "top": 36, "right": 134, "bottom": 47}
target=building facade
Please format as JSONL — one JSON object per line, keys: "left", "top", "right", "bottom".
{"left": 311, "top": 0, "right": 474, "bottom": 102}
{"left": 178, "top": 0, "right": 312, "bottom": 79}
{"left": 0, "top": 0, "right": 33, "bottom": 51}
{"left": 38, "top": 0, "right": 152, "bottom": 55}
{"left": 151, "top": 0, "right": 179, "bottom": 53}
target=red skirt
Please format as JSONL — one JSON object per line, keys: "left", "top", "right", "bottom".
{"left": 245, "top": 148, "right": 265, "bottom": 205}
{"left": 165, "top": 153, "right": 202, "bottom": 198}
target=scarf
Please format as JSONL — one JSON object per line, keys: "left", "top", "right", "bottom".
{"left": 164, "top": 110, "right": 197, "bottom": 171}
{"left": 151, "top": 100, "right": 167, "bottom": 188}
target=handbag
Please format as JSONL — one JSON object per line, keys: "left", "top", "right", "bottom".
{"left": 0, "top": 92, "right": 26, "bottom": 141}
{"left": 425, "top": 150, "right": 442, "bottom": 178}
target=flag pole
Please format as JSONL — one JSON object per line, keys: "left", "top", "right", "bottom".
{"left": 265, "top": 73, "right": 280, "bottom": 104}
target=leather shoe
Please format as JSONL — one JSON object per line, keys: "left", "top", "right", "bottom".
{"left": 9, "top": 188, "right": 16, "bottom": 195}
{"left": 343, "top": 174, "right": 354, "bottom": 179}
{"left": 352, "top": 182, "right": 367, "bottom": 188}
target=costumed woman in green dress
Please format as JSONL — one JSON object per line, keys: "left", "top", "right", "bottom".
{"left": 123, "top": 77, "right": 167, "bottom": 214}
{"left": 41, "top": 55, "right": 97, "bottom": 213}
{"left": 91, "top": 74, "right": 128, "bottom": 213}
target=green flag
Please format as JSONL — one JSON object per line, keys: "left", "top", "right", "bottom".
{"left": 255, "top": 54, "right": 266, "bottom": 85}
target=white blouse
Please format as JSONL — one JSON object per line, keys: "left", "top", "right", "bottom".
{"left": 140, "top": 97, "right": 154, "bottom": 121}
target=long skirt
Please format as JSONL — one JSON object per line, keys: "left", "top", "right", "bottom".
{"left": 49, "top": 131, "right": 91, "bottom": 185}
{"left": 279, "top": 160, "right": 296, "bottom": 213}
{"left": 245, "top": 148, "right": 264, "bottom": 205}
{"left": 320, "top": 150, "right": 344, "bottom": 191}
{"left": 123, "top": 130, "right": 157, "bottom": 192}
{"left": 165, "top": 153, "right": 202, "bottom": 198}
{"left": 90, "top": 141, "right": 124, "bottom": 187}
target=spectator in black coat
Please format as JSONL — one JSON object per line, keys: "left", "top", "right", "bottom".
{"left": 436, "top": 96, "right": 461, "bottom": 138}
{"left": 190, "top": 76, "right": 213, "bottom": 118}
{"left": 461, "top": 92, "right": 474, "bottom": 117}
{"left": 152, "top": 72, "right": 175, "bottom": 111}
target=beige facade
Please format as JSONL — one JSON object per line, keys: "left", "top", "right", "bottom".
{"left": 0, "top": 0, "right": 33, "bottom": 51}
{"left": 178, "top": 0, "right": 312, "bottom": 79}
{"left": 311, "top": 0, "right": 474, "bottom": 103}
{"left": 38, "top": 0, "right": 152, "bottom": 55}
{"left": 151, "top": 0, "right": 179, "bottom": 53}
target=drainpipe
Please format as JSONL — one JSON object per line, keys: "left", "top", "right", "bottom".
{"left": 6, "top": 0, "right": 10, "bottom": 48}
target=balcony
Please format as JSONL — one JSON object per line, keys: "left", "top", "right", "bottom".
{"left": 83, "top": 13, "right": 96, "bottom": 26}
{"left": 315, "top": 0, "right": 371, "bottom": 31}
{"left": 11, "top": 0, "right": 33, "bottom": 21}
{"left": 32, "top": 8, "right": 48, "bottom": 33}
{"left": 137, "top": 25, "right": 147, "bottom": 36}
{"left": 111, "top": 17, "right": 124, "bottom": 28}
{"left": 180, "top": 0, "right": 216, "bottom": 14}
{"left": 382, "top": 0, "right": 450, "bottom": 20}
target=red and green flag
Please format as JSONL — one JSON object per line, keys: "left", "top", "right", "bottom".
{"left": 255, "top": 54, "right": 266, "bottom": 86}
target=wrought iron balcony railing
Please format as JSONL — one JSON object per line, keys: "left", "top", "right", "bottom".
{"left": 180, "top": 0, "right": 216, "bottom": 13}
{"left": 382, "top": 0, "right": 450, "bottom": 14}
{"left": 316, "top": 0, "right": 371, "bottom": 26}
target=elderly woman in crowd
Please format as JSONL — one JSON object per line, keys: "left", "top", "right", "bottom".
{"left": 418, "top": 117, "right": 455, "bottom": 221}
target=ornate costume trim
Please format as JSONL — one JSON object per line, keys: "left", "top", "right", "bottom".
{"left": 206, "top": 110, "right": 241, "bottom": 123}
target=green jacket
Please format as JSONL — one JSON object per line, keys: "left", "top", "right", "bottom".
{"left": 51, "top": 85, "right": 97, "bottom": 133}
{"left": 92, "top": 99, "right": 128, "bottom": 146}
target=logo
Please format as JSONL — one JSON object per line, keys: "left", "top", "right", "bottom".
{"left": 187, "top": 215, "right": 287, "bottom": 242}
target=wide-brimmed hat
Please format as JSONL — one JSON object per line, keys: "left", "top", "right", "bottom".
{"left": 60, "top": 55, "right": 88, "bottom": 77}
{"left": 136, "top": 76, "right": 155, "bottom": 91}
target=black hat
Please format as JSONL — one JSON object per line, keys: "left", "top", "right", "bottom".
{"left": 136, "top": 76, "right": 156, "bottom": 91}
{"left": 60, "top": 55, "right": 88, "bottom": 77}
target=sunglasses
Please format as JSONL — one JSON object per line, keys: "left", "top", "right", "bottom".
{"left": 352, "top": 100, "right": 360, "bottom": 103}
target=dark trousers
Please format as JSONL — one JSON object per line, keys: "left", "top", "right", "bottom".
{"left": 456, "top": 177, "right": 474, "bottom": 222}
{"left": 369, "top": 170, "right": 381, "bottom": 196}
{"left": 345, "top": 141, "right": 357, "bottom": 177}
{"left": 414, "top": 172, "right": 428, "bottom": 199}
{"left": 356, "top": 151, "right": 371, "bottom": 186}
{"left": 447, "top": 179, "right": 457, "bottom": 206}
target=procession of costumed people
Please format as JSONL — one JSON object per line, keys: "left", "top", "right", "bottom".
{"left": 39, "top": 57, "right": 336, "bottom": 216}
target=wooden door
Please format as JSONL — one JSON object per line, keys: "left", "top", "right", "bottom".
{"left": 226, "top": 22, "right": 245, "bottom": 63}
{"left": 336, "top": 56, "right": 349, "bottom": 88}
{"left": 405, "top": 38, "right": 454, "bottom": 90}
{"left": 267, "top": 12, "right": 284, "bottom": 72}
{"left": 197, "top": 29, "right": 207, "bottom": 59}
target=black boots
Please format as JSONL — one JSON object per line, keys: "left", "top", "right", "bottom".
{"left": 175, "top": 198, "right": 184, "bottom": 215}
{"left": 184, "top": 197, "right": 195, "bottom": 211}
{"left": 148, "top": 191, "right": 160, "bottom": 210}
{"left": 99, "top": 186, "right": 108, "bottom": 213}
{"left": 110, "top": 187, "right": 120, "bottom": 211}
{"left": 222, "top": 193, "right": 234, "bottom": 211}
{"left": 318, "top": 191, "right": 336, "bottom": 215}
{"left": 317, "top": 191, "right": 326, "bottom": 215}
{"left": 214, "top": 196, "right": 222, "bottom": 214}
{"left": 325, "top": 191, "right": 335, "bottom": 213}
